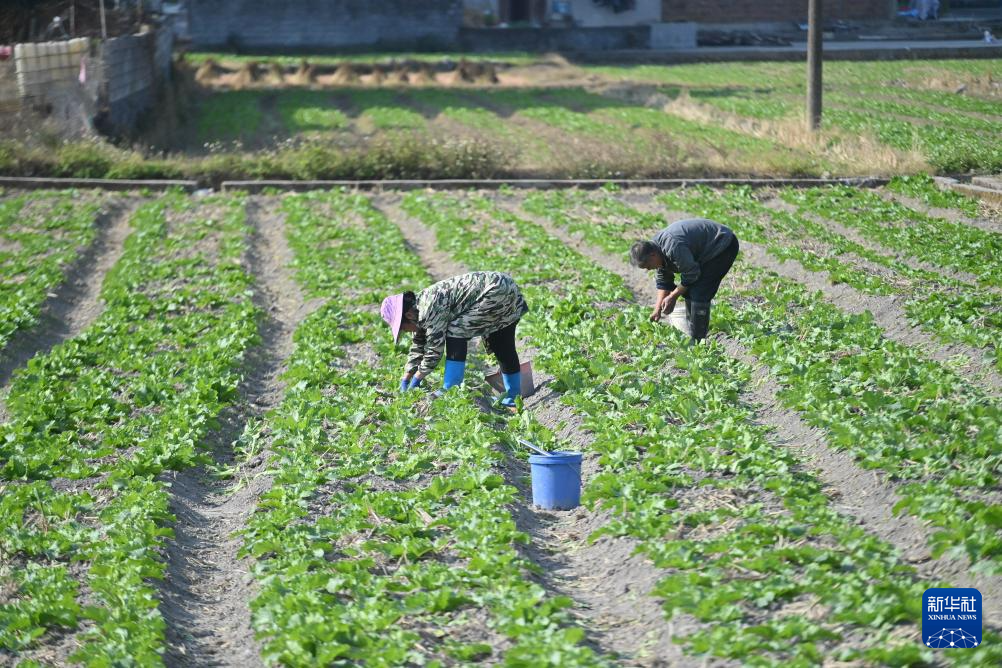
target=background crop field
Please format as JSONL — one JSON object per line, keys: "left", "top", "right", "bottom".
{"left": 3, "top": 55, "right": 998, "bottom": 182}
{"left": 178, "top": 55, "right": 1001, "bottom": 179}
{"left": 2, "top": 179, "right": 1002, "bottom": 666}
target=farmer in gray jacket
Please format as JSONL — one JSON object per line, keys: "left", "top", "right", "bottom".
{"left": 629, "top": 219, "right": 739, "bottom": 342}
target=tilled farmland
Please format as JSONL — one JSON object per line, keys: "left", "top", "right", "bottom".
{"left": 1, "top": 181, "right": 1001, "bottom": 666}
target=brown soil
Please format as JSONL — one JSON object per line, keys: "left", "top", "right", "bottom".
{"left": 159, "top": 196, "right": 308, "bottom": 667}
{"left": 878, "top": 189, "right": 1002, "bottom": 236}
{"left": 519, "top": 202, "right": 1002, "bottom": 621}
{"left": 738, "top": 240, "right": 1002, "bottom": 395}
{"left": 763, "top": 197, "right": 990, "bottom": 288}
{"left": 379, "top": 194, "right": 717, "bottom": 663}
{"left": 514, "top": 374, "right": 729, "bottom": 666}
{"left": 0, "top": 194, "right": 137, "bottom": 417}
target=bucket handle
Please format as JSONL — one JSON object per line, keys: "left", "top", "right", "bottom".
{"left": 518, "top": 438, "right": 551, "bottom": 457}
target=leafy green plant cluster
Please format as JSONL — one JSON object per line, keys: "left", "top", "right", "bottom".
{"left": 241, "top": 189, "right": 604, "bottom": 666}
{"left": 0, "top": 191, "right": 260, "bottom": 663}
{"left": 399, "top": 190, "right": 1000, "bottom": 665}
{"left": 276, "top": 90, "right": 351, "bottom": 134}
{"left": 715, "top": 266, "right": 1002, "bottom": 572}
{"left": 862, "top": 85, "right": 1002, "bottom": 119}
{"left": 828, "top": 93, "right": 1001, "bottom": 137}
{"left": 351, "top": 90, "right": 428, "bottom": 131}
{"left": 587, "top": 59, "right": 1002, "bottom": 172}
{"left": 519, "top": 186, "right": 1002, "bottom": 574}
{"left": 197, "top": 90, "right": 267, "bottom": 144}
{"left": 0, "top": 191, "right": 102, "bottom": 351}
{"left": 781, "top": 186, "right": 1002, "bottom": 288}
{"left": 651, "top": 185, "right": 1002, "bottom": 369}
{"left": 887, "top": 174, "right": 983, "bottom": 218}
{"left": 824, "top": 108, "right": 1002, "bottom": 173}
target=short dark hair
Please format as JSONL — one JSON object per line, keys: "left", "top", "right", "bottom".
{"left": 402, "top": 291, "right": 417, "bottom": 322}
{"left": 630, "top": 240, "right": 660, "bottom": 267}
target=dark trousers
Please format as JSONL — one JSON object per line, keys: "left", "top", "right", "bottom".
{"left": 687, "top": 237, "right": 740, "bottom": 302}
{"left": 446, "top": 320, "right": 521, "bottom": 374}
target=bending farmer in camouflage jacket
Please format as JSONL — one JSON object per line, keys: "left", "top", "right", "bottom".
{"left": 630, "top": 218, "right": 739, "bottom": 342}
{"left": 381, "top": 272, "right": 529, "bottom": 406}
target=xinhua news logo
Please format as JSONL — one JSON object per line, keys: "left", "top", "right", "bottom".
{"left": 922, "top": 588, "right": 982, "bottom": 649}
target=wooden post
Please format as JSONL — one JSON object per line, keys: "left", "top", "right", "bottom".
{"left": 99, "top": 0, "right": 108, "bottom": 40}
{"left": 807, "top": 0, "right": 823, "bottom": 131}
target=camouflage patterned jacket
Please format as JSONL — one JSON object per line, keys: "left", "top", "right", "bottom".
{"left": 406, "top": 272, "right": 529, "bottom": 376}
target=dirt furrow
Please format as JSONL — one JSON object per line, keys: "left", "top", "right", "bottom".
{"left": 519, "top": 206, "right": 1002, "bottom": 621}
{"left": 516, "top": 372, "right": 720, "bottom": 666}
{"left": 877, "top": 189, "right": 1002, "bottom": 235}
{"left": 376, "top": 195, "right": 705, "bottom": 665}
{"left": 0, "top": 196, "right": 137, "bottom": 414}
{"left": 762, "top": 197, "right": 995, "bottom": 290}
{"left": 160, "top": 196, "right": 309, "bottom": 667}
{"left": 738, "top": 240, "right": 1002, "bottom": 394}
{"left": 628, "top": 192, "right": 1002, "bottom": 392}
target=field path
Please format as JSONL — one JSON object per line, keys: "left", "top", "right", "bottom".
{"left": 0, "top": 196, "right": 136, "bottom": 416}
{"left": 159, "top": 196, "right": 311, "bottom": 667}
{"left": 513, "top": 199, "right": 1002, "bottom": 622}
{"left": 377, "top": 194, "right": 716, "bottom": 665}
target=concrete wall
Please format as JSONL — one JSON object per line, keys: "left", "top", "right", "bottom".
{"left": 1, "top": 28, "right": 172, "bottom": 137}
{"left": 661, "top": 0, "right": 892, "bottom": 22}
{"left": 189, "top": 0, "right": 463, "bottom": 50}
{"left": 99, "top": 33, "right": 158, "bottom": 133}
{"left": 460, "top": 25, "right": 650, "bottom": 50}
{"left": 0, "top": 60, "right": 17, "bottom": 113}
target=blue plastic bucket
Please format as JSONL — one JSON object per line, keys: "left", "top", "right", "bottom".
{"left": 528, "top": 451, "right": 583, "bottom": 510}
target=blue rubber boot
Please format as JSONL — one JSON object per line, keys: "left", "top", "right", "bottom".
{"left": 501, "top": 371, "right": 522, "bottom": 407}
{"left": 443, "top": 360, "right": 466, "bottom": 390}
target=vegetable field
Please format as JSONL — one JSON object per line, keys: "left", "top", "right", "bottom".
{"left": 169, "top": 57, "right": 1001, "bottom": 180}
{"left": 1, "top": 178, "right": 1001, "bottom": 667}
{"left": 6, "top": 56, "right": 998, "bottom": 182}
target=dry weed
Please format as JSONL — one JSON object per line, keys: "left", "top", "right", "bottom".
{"left": 664, "top": 92, "right": 928, "bottom": 174}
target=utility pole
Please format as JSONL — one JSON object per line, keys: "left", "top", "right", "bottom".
{"left": 807, "top": 0, "right": 823, "bottom": 131}
{"left": 99, "top": 0, "right": 108, "bottom": 40}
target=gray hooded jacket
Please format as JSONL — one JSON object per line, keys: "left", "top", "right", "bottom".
{"left": 652, "top": 219, "right": 735, "bottom": 291}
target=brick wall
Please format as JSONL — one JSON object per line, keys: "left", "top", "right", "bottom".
{"left": 189, "top": 0, "right": 463, "bottom": 50}
{"left": 661, "top": 1, "right": 892, "bottom": 22}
